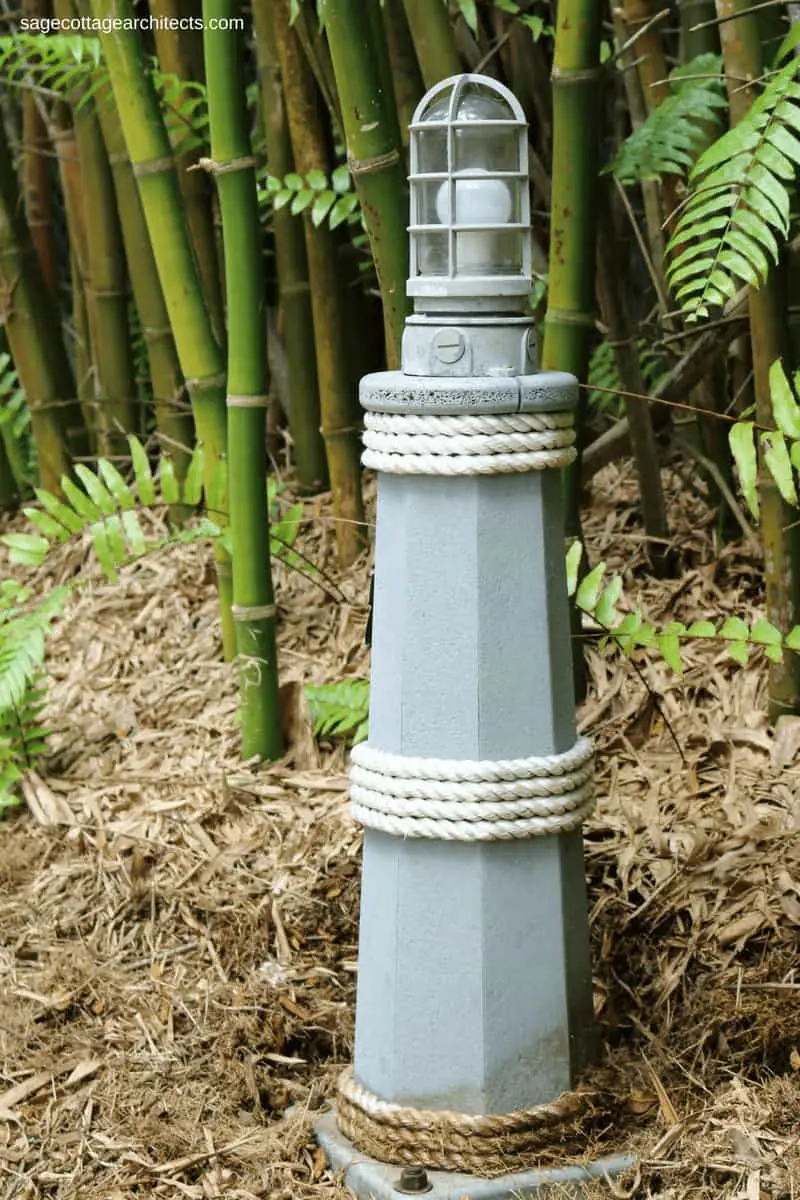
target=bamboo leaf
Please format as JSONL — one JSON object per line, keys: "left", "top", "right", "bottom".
{"left": 720, "top": 616, "right": 749, "bottom": 640}
{"left": 576, "top": 561, "right": 605, "bottom": 611}
{"left": 306, "top": 167, "right": 328, "bottom": 190}
{"left": 290, "top": 188, "right": 314, "bottom": 215}
{"left": 751, "top": 618, "right": 782, "bottom": 646}
{"left": 768, "top": 359, "right": 800, "bottom": 439}
{"left": 331, "top": 164, "right": 351, "bottom": 193}
{"left": 595, "top": 577, "right": 623, "bottom": 627}
{"left": 311, "top": 190, "right": 337, "bottom": 227}
{"left": 729, "top": 420, "right": 759, "bottom": 517}
{"left": 785, "top": 625, "right": 800, "bottom": 651}
{"left": 565, "top": 540, "right": 583, "bottom": 596}
{"left": 656, "top": 633, "right": 683, "bottom": 675}
{"left": 761, "top": 431, "right": 798, "bottom": 505}
{"left": 455, "top": 0, "right": 478, "bottom": 32}
{"left": 687, "top": 620, "right": 717, "bottom": 637}
{"left": 329, "top": 193, "right": 359, "bottom": 229}
{"left": 727, "top": 640, "right": 749, "bottom": 665}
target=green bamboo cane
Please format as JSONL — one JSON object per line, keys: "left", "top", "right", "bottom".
{"left": 679, "top": 0, "right": 720, "bottom": 57}
{"left": 541, "top": 0, "right": 603, "bottom": 702}
{"left": 718, "top": 0, "right": 800, "bottom": 719}
{"left": 203, "top": 0, "right": 283, "bottom": 760}
{"left": 53, "top": 0, "right": 138, "bottom": 456}
{"left": 272, "top": 0, "right": 366, "bottom": 566}
{"left": 401, "top": 0, "right": 461, "bottom": 87}
{"left": 150, "top": 0, "right": 226, "bottom": 347}
{"left": 90, "top": 0, "right": 235, "bottom": 658}
{"left": 319, "top": 0, "right": 411, "bottom": 368}
{"left": 383, "top": 0, "right": 424, "bottom": 143}
{"left": 0, "top": 118, "right": 81, "bottom": 493}
{"left": 541, "top": 0, "right": 603, "bottom": 539}
{"left": 0, "top": 431, "right": 15, "bottom": 507}
{"left": 74, "top": 0, "right": 195, "bottom": 497}
{"left": 253, "top": 2, "right": 328, "bottom": 495}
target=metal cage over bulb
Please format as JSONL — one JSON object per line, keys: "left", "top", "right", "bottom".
{"left": 408, "top": 74, "right": 531, "bottom": 303}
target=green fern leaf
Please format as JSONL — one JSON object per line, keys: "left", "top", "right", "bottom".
{"left": 667, "top": 58, "right": 800, "bottom": 320}
{"left": 129, "top": 436, "right": 156, "bottom": 504}
{"left": 305, "top": 679, "right": 369, "bottom": 744}
{"left": 610, "top": 54, "right": 726, "bottom": 185}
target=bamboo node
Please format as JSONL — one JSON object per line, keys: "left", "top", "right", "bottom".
{"left": 191, "top": 155, "right": 261, "bottom": 176}
{"left": 227, "top": 394, "right": 271, "bottom": 408}
{"left": 231, "top": 604, "right": 277, "bottom": 622}
{"left": 132, "top": 156, "right": 176, "bottom": 177}
{"left": 545, "top": 308, "right": 597, "bottom": 329}
{"left": 186, "top": 372, "right": 227, "bottom": 393}
{"left": 321, "top": 424, "right": 362, "bottom": 440}
{"left": 347, "top": 148, "right": 401, "bottom": 176}
{"left": 551, "top": 66, "right": 604, "bottom": 85}
{"left": 281, "top": 281, "right": 312, "bottom": 297}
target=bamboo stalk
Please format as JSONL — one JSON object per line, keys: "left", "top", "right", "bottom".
{"left": 597, "top": 221, "right": 670, "bottom": 574}
{"left": 541, "top": 0, "right": 603, "bottom": 537}
{"left": 74, "top": 0, "right": 194, "bottom": 495}
{"left": 90, "top": 0, "right": 234, "bottom": 657}
{"left": 402, "top": 0, "right": 461, "bottom": 87}
{"left": 718, "top": 0, "right": 800, "bottom": 718}
{"left": 69, "top": 72, "right": 140, "bottom": 454}
{"left": 679, "top": 0, "right": 720, "bottom": 57}
{"left": 204, "top": 0, "right": 283, "bottom": 760}
{"left": 323, "top": 0, "right": 411, "bottom": 368}
{"left": 272, "top": 0, "right": 366, "bottom": 566}
{"left": 253, "top": 1, "right": 327, "bottom": 494}
{"left": 541, "top": 0, "right": 604, "bottom": 702}
{"left": 383, "top": 0, "right": 424, "bottom": 143}
{"left": 151, "top": 0, "right": 226, "bottom": 347}
{"left": 0, "top": 117, "right": 80, "bottom": 493}
{"left": 0, "top": 429, "right": 16, "bottom": 507}
{"left": 21, "top": 0, "right": 56, "bottom": 297}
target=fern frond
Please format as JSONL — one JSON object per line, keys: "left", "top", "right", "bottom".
{"left": 588, "top": 339, "right": 666, "bottom": 416}
{"left": 610, "top": 54, "right": 727, "bottom": 185}
{"left": 667, "top": 58, "right": 800, "bottom": 321}
{"left": 259, "top": 164, "right": 362, "bottom": 230}
{"left": 305, "top": 679, "right": 369, "bottom": 744}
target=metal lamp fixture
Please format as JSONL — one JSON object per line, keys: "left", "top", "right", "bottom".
{"left": 408, "top": 75, "right": 531, "bottom": 295}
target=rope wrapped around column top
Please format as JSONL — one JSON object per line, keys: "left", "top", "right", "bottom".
{"left": 349, "top": 737, "right": 594, "bottom": 840}
{"left": 361, "top": 410, "right": 576, "bottom": 475}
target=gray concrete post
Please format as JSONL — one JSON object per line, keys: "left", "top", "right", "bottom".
{"left": 316, "top": 74, "right": 630, "bottom": 1198}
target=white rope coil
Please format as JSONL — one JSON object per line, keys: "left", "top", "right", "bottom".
{"left": 361, "top": 411, "right": 576, "bottom": 476}
{"left": 349, "top": 738, "right": 594, "bottom": 841}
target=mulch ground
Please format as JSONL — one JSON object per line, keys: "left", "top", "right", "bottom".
{"left": 1, "top": 460, "right": 799, "bottom": 1199}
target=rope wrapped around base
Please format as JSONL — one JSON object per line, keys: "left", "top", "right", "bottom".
{"left": 349, "top": 737, "right": 594, "bottom": 840}
{"left": 337, "top": 1068, "right": 594, "bottom": 1177}
{"left": 361, "top": 410, "right": 576, "bottom": 476}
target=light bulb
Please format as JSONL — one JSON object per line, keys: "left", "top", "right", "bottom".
{"left": 435, "top": 173, "right": 512, "bottom": 226}
{"left": 435, "top": 170, "right": 512, "bottom": 274}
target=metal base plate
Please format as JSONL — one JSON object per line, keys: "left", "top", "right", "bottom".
{"left": 315, "top": 1108, "right": 637, "bottom": 1200}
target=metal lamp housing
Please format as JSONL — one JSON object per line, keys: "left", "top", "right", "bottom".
{"left": 403, "top": 74, "right": 535, "bottom": 380}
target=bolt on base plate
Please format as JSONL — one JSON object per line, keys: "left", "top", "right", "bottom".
{"left": 315, "top": 1108, "right": 636, "bottom": 1200}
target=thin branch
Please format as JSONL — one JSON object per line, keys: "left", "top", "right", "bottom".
{"left": 607, "top": 6, "right": 671, "bottom": 64}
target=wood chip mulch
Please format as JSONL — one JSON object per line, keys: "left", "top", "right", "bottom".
{"left": 1, "top": 462, "right": 799, "bottom": 1199}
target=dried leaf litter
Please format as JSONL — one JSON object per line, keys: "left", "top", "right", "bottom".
{"left": 0, "top": 464, "right": 798, "bottom": 1199}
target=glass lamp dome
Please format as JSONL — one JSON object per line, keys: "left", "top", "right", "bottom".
{"left": 408, "top": 74, "right": 531, "bottom": 300}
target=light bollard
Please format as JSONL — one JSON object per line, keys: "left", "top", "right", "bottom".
{"left": 316, "top": 75, "right": 633, "bottom": 1198}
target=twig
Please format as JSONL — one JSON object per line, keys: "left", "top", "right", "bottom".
{"left": 607, "top": 6, "right": 671, "bottom": 64}
{"left": 674, "top": 434, "right": 757, "bottom": 548}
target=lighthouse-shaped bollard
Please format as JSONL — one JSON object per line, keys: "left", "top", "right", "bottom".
{"left": 317, "top": 75, "right": 632, "bottom": 1199}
